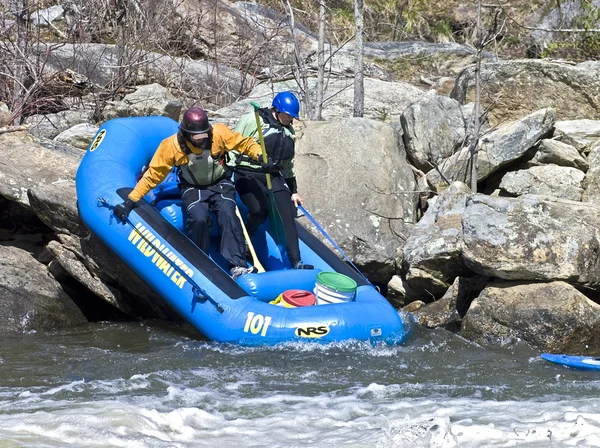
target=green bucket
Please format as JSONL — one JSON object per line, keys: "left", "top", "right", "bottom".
{"left": 314, "top": 272, "right": 357, "bottom": 304}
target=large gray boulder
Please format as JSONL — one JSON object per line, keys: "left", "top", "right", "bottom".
{"left": 499, "top": 165, "right": 585, "bottom": 201}
{"left": 528, "top": 139, "right": 589, "bottom": 172}
{"left": 427, "top": 108, "right": 556, "bottom": 193}
{"left": 27, "top": 181, "right": 84, "bottom": 237}
{"left": 462, "top": 194, "right": 600, "bottom": 287}
{"left": 54, "top": 123, "right": 100, "bottom": 150}
{"left": 32, "top": 43, "right": 251, "bottom": 107}
{"left": 0, "top": 132, "right": 177, "bottom": 321}
{"left": 31, "top": 4, "right": 64, "bottom": 26}
{"left": 295, "top": 118, "right": 418, "bottom": 282}
{"left": 401, "top": 181, "right": 473, "bottom": 299}
{"left": 25, "top": 109, "right": 91, "bottom": 140}
{"left": 583, "top": 142, "right": 600, "bottom": 204}
{"left": 214, "top": 78, "right": 426, "bottom": 123}
{"left": 232, "top": 2, "right": 392, "bottom": 82}
{"left": 0, "top": 245, "right": 87, "bottom": 335}
{"left": 0, "top": 132, "right": 80, "bottom": 207}
{"left": 362, "top": 41, "right": 497, "bottom": 80}
{"left": 102, "top": 83, "right": 182, "bottom": 121}
{"left": 461, "top": 281, "right": 600, "bottom": 354}
{"left": 553, "top": 120, "right": 600, "bottom": 153}
{"left": 400, "top": 90, "right": 466, "bottom": 173}
{"left": 528, "top": 0, "right": 600, "bottom": 52}
{"left": 451, "top": 60, "right": 600, "bottom": 127}
{"left": 26, "top": 181, "right": 174, "bottom": 320}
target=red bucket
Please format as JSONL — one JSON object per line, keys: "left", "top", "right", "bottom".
{"left": 282, "top": 289, "right": 316, "bottom": 307}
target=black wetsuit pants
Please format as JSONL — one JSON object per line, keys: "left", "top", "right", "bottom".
{"left": 180, "top": 177, "right": 246, "bottom": 268}
{"left": 234, "top": 173, "right": 301, "bottom": 266}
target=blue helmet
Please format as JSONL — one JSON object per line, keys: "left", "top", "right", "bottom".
{"left": 272, "top": 91, "right": 300, "bottom": 118}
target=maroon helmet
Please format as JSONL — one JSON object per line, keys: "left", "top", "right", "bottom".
{"left": 179, "top": 107, "right": 211, "bottom": 134}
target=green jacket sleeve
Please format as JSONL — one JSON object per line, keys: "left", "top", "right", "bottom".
{"left": 234, "top": 112, "right": 260, "bottom": 139}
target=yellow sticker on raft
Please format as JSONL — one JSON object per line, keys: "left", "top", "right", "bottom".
{"left": 89, "top": 129, "right": 106, "bottom": 152}
{"left": 295, "top": 325, "right": 330, "bottom": 338}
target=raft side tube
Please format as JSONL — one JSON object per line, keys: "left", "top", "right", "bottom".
{"left": 76, "top": 116, "right": 408, "bottom": 345}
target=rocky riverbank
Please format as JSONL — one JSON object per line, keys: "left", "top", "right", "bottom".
{"left": 2, "top": 0, "right": 600, "bottom": 354}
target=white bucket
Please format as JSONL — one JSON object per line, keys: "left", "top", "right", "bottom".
{"left": 313, "top": 272, "right": 357, "bottom": 305}
{"left": 313, "top": 283, "right": 355, "bottom": 304}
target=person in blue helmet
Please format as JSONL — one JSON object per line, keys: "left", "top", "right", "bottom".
{"left": 229, "top": 91, "right": 313, "bottom": 269}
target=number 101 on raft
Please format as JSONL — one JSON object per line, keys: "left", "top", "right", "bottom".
{"left": 243, "top": 312, "right": 272, "bottom": 336}
{"left": 242, "top": 312, "right": 332, "bottom": 339}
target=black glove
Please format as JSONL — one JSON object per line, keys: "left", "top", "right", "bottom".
{"left": 259, "top": 158, "right": 278, "bottom": 173}
{"left": 113, "top": 198, "right": 135, "bottom": 223}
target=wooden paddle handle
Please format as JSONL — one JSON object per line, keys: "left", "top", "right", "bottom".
{"left": 235, "top": 206, "right": 265, "bottom": 273}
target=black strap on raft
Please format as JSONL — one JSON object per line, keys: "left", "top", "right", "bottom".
{"left": 97, "top": 197, "right": 225, "bottom": 314}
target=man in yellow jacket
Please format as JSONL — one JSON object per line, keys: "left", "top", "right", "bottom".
{"left": 113, "top": 107, "right": 271, "bottom": 279}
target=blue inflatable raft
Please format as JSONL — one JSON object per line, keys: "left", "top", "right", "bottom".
{"left": 76, "top": 116, "right": 408, "bottom": 345}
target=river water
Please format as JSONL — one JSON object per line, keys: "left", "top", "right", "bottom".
{"left": 1, "top": 316, "right": 600, "bottom": 447}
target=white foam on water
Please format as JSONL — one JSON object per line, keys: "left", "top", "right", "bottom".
{"left": 378, "top": 399, "right": 600, "bottom": 447}
{"left": 181, "top": 338, "right": 414, "bottom": 357}
{"left": 2, "top": 375, "right": 600, "bottom": 447}
{"left": 2, "top": 324, "right": 600, "bottom": 447}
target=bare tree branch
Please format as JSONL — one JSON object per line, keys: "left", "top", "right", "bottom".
{"left": 0, "top": 125, "right": 28, "bottom": 134}
{"left": 283, "top": 0, "right": 312, "bottom": 117}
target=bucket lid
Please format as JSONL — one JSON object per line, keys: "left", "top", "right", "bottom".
{"left": 282, "top": 290, "right": 316, "bottom": 307}
{"left": 316, "top": 272, "right": 357, "bottom": 293}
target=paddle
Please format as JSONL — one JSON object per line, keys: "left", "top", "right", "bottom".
{"left": 298, "top": 204, "right": 373, "bottom": 287}
{"left": 250, "top": 101, "right": 287, "bottom": 249}
{"left": 235, "top": 206, "right": 265, "bottom": 273}
{"left": 98, "top": 197, "right": 224, "bottom": 313}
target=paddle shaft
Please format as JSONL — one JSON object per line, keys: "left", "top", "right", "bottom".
{"left": 252, "top": 107, "right": 274, "bottom": 190}
{"left": 250, "top": 102, "right": 287, "bottom": 249}
{"left": 298, "top": 205, "right": 373, "bottom": 287}
{"left": 235, "top": 206, "right": 265, "bottom": 273}
{"left": 98, "top": 197, "right": 224, "bottom": 313}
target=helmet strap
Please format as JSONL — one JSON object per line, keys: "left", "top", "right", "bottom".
{"left": 177, "top": 131, "right": 192, "bottom": 155}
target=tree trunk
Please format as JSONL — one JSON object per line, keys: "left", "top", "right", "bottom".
{"left": 470, "top": 46, "right": 482, "bottom": 192}
{"left": 353, "top": 0, "right": 364, "bottom": 117}
{"left": 9, "top": 0, "right": 29, "bottom": 124}
{"left": 315, "top": 0, "right": 326, "bottom": 120}
{"left": 285, "top": 0, "right": 312, "bottom": 118}
{"left": 470, "top": 0, "right": 484, "bottom": 192}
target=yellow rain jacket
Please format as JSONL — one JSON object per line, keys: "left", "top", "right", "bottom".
{"left": 129, "top": 123, "right": 262, "bottom": 202}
